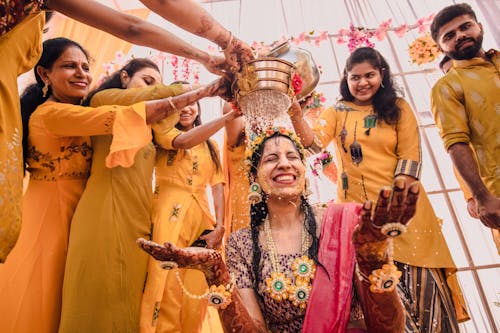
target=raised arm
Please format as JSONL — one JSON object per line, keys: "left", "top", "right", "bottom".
{"left": 145, "top": 78, "right": 229, "bottom": 124}
{"left": 138, "top": 0, "right": 255, "bottom": 69}
{"left": 46, "top": 0, "right": 225, "bottom": 74}
{"left": 171, "top": 110, "right": 240, "bottom": 149}
{"left": 288, "top": 100, "right": 316, "bottom": 148}
{"left": 352, "top": 177, "right": 419, "bottom": 333}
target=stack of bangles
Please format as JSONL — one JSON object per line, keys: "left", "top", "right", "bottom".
{"left": 160, "top": 261, "right": 235, "bottom": 310}
{"left": 356, "top": 222, "right": 407, "bottom": 293}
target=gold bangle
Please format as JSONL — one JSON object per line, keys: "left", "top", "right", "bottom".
{"left": 394, "top": 159, "right": 422, "bottom": 179}
{"left": 167, "top": 97, "right": 179, "bottom": 113}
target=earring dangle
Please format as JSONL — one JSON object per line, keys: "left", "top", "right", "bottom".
{"left": 248, "top": 182, "right": 263, "bottom": 204}
{"left": 380, "top": 81, "right": 385, "bottom": 89}
{"left": 42, "top": 83, "right": 49, "bottom": 98}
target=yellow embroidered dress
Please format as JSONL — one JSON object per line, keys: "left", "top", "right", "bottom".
{"left": 58, "top": 85, "right": 183, "bottom": 333}
{"left": 223, "top": 141, "right": 250, "bottom": 232}
{"left": 313, "top": 99, "right": 468, "bottom": 323}
{"left": 0, "top": 100, "right": 149, "bottom": 333}
{"left": 140, "top": 126, "right": 225, "bottom": 333}
{"left": 0, "top": 10, "right": 44, "bottom": 262}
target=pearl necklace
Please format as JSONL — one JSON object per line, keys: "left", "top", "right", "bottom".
{"left": 263, "top": 216, "right": 316, "bottom": 310}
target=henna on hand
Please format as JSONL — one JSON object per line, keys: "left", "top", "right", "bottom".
{"left": 217, "top": 290, "right": 267, "bottom": 333}
{"left": 353, "top": 177, "right": 419, "bottom": 273}
{"left": 136, "top": 238, "right": 230, "bottom": 286}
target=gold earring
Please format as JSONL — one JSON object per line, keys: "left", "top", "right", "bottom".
{"left": 42, "top": 82, "right": 49, "bottom": 98}
{"left": 248, "top": 182, "right": 263, "bottom": 204}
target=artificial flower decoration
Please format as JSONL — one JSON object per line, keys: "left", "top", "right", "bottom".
{"left": 291, "top": 256, "right": 316, "bottom": 282}
{"left": 206, "top": 284, "right": 233, "bottom": 310}
{"left": 310, "top": 150, "right": 333, "bottom": 177}
{"left": 265, "top": 271, "right": 292, "bottom": 302}
{"left": 368, "top": 263, "right": 402, "bottom": 293}
{"left": 303, "top": 91, "right": 326, "bottom": 110}
{"left": 291, "top": 73, "right": 303, "bottom": 95}
{"left": 288, "top": 280, "right": 312, "bottom": 310}
{"left": 408, "top": 34, "right": 441, "bottom": 65}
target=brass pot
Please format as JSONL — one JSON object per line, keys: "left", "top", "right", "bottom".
{"left": 233, "top": 57, "right": 295, "bottom": 98}
{"left": 266, "top": 41, "right": 320, "bottom": 101}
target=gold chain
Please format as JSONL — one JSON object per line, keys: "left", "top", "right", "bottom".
{"left": 264, "top": 216, "right": 309, "bottom": 272}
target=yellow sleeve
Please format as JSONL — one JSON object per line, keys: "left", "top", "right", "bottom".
{"left": 395, "top": 99, "right": 421, "bottom": 162}
{"left": 209, "top": 140, "right": 225, "bottom": 186}
{"left": 312, "top": 106, "right": 337, "bottom": 149}
{"left": 36, "top": 101, "right": 150, "bottom": 168}
{"left": 90, "top": 84, "right": 184, "bottom": 106}
{"left": 154, "top": 126, "right": 182, "bottom": 150}
{"left": 431, "top": 76, "right": 470, "bottom": 150}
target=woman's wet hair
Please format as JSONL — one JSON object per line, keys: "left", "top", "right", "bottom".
{"left": 247, "top": 133, "right": 320, "bottom": 289}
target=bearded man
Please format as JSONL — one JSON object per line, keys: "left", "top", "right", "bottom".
{"left": 430, "top": 3, "right": 500, "bottom": 230}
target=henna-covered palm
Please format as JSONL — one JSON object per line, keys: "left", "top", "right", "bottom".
{"left": 205, "top": 77, "right": 234, "bottom": 102}
{"left": 353, "top": 176, "right": 419, "bottom": 270}
{"left": 136, "top": 238, "right": 230, "bottom": 286}
{"left": 223, "top": 37, "right": 255, "bottom": 72}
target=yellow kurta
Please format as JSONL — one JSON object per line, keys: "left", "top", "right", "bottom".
{"left": 313, "top": 99, "right": 467, "bottom": 320}
{"left": 58, "top": 85, "right": 183, "bottom": 333}
{"left": 223, "top": 141, "right": 251, "bottom": 232}
{"left": 0, "top": 12, "right": 44, "bottom": 262}
{"left": 0, "top": 99, "right": 150, "bottom": 333}
{"left": 431, "top": 50, "right": 500, "bottom": 197}
{"left": 140, "top": 126, "right": 225, "bottom": 333}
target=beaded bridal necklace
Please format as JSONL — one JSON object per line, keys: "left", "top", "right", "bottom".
{"left": 263, "top": 217, "right": 316, "bottom": 310}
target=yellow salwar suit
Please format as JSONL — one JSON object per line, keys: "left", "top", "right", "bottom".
{"left": 0, "top": 12, "right": 44, "bottom": 262}
{"left": 313, "top": 99, "right": 468, "bottom": 324}
{"left": 58, "top": 85, "right": 184, "bottom": 333}
{"left": 0, "top": 100, "right": 150, "bottom": 333}
{"left": 140, "top": 126, "right": 225, "bottom": 333}
{"left": 223, "top": 141, "right": 250, "bottom": 232}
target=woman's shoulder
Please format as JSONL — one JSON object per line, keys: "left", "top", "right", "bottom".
{"left": 227, "top": 227, "right": 252, "bottom": 245}
{"left": 226, "top": 228, "right": 254, "bottom": 257}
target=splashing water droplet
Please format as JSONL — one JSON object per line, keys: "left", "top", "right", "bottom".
{"left": 239, "top": 90, "right": 293, "bottom": 137}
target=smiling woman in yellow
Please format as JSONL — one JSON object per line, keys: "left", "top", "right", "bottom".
{"left": 58, "top": 60, "right": 229, "bottom": 333}
{"left": 290, "top": 47, "right": 468, "bottom": 332}
{"left": 140, "top": 94, "right": 239, "bottom": 333}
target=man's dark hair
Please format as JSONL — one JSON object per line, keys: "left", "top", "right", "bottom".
{"left": 430, "top": 3, "right": 478, "bottom": 43}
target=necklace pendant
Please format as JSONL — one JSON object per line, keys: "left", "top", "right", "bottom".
{"left": 291, "top": 256, "right": 316, "bottom": 281}
{"left": 341, "top": 172, "right": 348, "bottom": 190}
{"left": 349, "top": 141, "right": 363, "bottom": 165}
{"left": 265, "top": 271, "right": 291, "bottom": 302}
{"left": 363, "top": 114, "right": 377, "bottom": 129}
{"left": 339, "top": 127, "right": 348, "bottom": 152}
{"left": 288, "top": 280, "right": 312, "bottom": 310}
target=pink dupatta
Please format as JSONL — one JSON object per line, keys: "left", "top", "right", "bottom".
{"left": 302, "top": 203, "right": 362, "bottom": 333}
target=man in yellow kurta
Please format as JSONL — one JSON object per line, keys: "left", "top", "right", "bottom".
{"left": 430, "top": 3, "right": 500, "bottom": 230}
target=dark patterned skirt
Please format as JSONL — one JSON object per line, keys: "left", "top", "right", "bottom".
{"left": 396, "top": 262, "right": 460, "bottom": 333}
